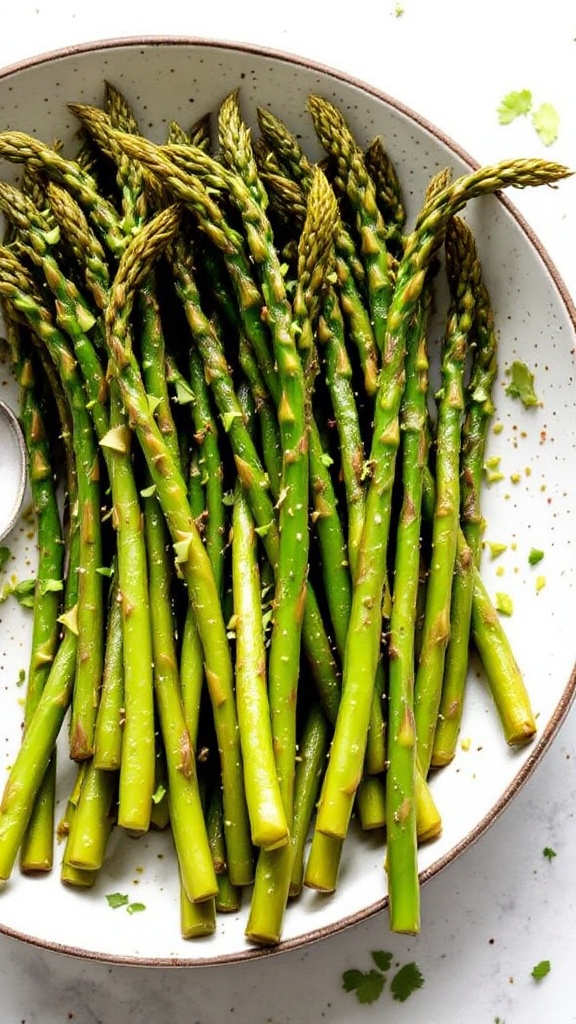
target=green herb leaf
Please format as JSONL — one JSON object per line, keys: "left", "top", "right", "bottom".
{"left": 13, "top": 579, "right": 36, "bottom": 608}
{"left": 505, "top": 361, "right": 540, "bottom": 407}
{"left": 488, "top": 542, "right": 508, "bottom": 559}
{"left": 39, "top": 578, "right": 63, "bottom": 596}
{"left": 532, "top": 103, "right": 560, "bottom": 146}
{"left": 371, "top": 950, "right": 393, "bottom": 972}
{"left": 483, "top": 455, "right": 505, "bottom": 484}
{"left": 528, "top": 548, "right": 544, "bottom": 566}
{"left": 342, "top": 969, "right": 385, "bottom": 1005}
{"left": 495, "top": 592, "right": 514, "bottom": 616}
{"left": 531, "top": 959, "right": 551, "bottom": 981}
{"left": 127, "top": 902, "right": 146, "bottom": 914}
{"left": 497, "top": 89, "right": 532, "bottom": 125}
{"left": 0, "top": 546, "right": 11, "bottom": 573}
{"left": 543, "top": 846, "right": 557, "bottom": 862}
{"left": 106, "top": 892, "right": 129, "bottom": 909}
{"left": 390, "top": 962, "right": 425, "bottom": 1002}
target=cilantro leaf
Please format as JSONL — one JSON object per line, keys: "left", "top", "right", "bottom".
{"left": 504, "top": 361, "right": 540, "bottom": 408}
{"left": 532, "top": 103, "right": 560, "bottom": 146}
{"left": 13, "top": 579, "right": 36, "bottom": 608}
{"left": 0, "top": 546, "right": 11, "bottom": 573}
{"left": 371, "top": 949, "right": 394, "bottom": 972}
{"left": 543, "top": 846, "right": 557, "bottom": 862}
{"left": 106, "top": 892, "right": 129, "bottom": 909}
{"left": 342, "top": 968, "right": 385, "bottom": 1004}
{"left": 531, "top": 959, "right": 551, "bottom": 981}
{"left": 342, "top": 969, "right": 364, "bottom": 993}
{"left": 390, "top": 962, "right": 425, "bottom": 1002}
{"left": 127, "top": 902, "right": 146, "bottom": 914}
{"left": 497, "top": 89, "right": 532, "bottom": 125}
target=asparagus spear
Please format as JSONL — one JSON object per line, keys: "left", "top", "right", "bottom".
{"left": 0, "top": 369, "right": 80, "bottom": 882}
{"left": 214, "top": 98, "right": 310, "bottom": 944}
{"left": 142, "top": 489, "right": 220, "bottom": 902}
{"left": 0, "top": 245, "right": 105, "bottom": 763}
{"left": 413, "top": 214, "right": 479, "bottom": 777}
{"left": 432, "top": 219, "right": 497, "bottom": 766}
{"left": 112, "top": 129, "right": 344, "bottom": 722}
{"left": 102, "top": 203, "right": 252, "bottom": 873}
{"left": 3, "top": 180, "right": 163, "bottom": 828}
{"left": 231, "top": 481, "right": 288, "bottom": 850}
{"left": 3, "top": 322, "right": 64, "bottom": 872}
{"left": 315, "top": 157, "right": 570, "bottom": 843}
{"left": 0, "top": 181, "right": 109, "bottom": 761}
{"left": 62, "top": 758, "right": 117, "bottom": 873}
{"left": 421, "top": 467, "right": 537, "bottom": 744}
{"left": 384, "top": 288, "right": 432, "bottom": 934}
{"left": 307, "top": 94, "right": 395, "bottom": 352}
{"left": 92, "top": 566, "right": 124, "bottom": 771}
{"left": 255, "top": 108, "right": 380, "bottom": 399}
{"left": 0, "top": 129, "right": 127, "bottom": 255}
{"left": 364, "top": 135, "right": 407, "bottom": 258}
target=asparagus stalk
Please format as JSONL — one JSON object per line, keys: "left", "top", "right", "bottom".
{"left": 112, "top": 129, "right": 343, "bottom": 723}
{"left": 421, "top": 467, "right": 537, "bottom": 744}
{"left": 0, "top": 384, "right": 80, "bottom": 882}
{"left": 364, "top": 135, "right": 407, "bottom": 258}
{"left": 432, "top": 219, "right": 496, "bottom": 766}
{"left": 143, "top": 489, "right": 221, "bottom": 901}
{"left": 0, "top": 246, "right": 105, "bottom": 763}
{"left": 385, "top": 291, "right": 431, "bottom": 935}
{"left": 289, "top": 701, "right": 331, "bottom": 896}
{"left": 0, "top": 129, "right": 127, "bottom": 255}
{"left": 63, "top": 758, "right": 117, "bottom": 872}
{"left": 205, "top": 785, "right": 242, "bottom": 914}
{"left": 232, "top": 482, "right": 288, "bottom": 850}
{"left": 307, "top": 94, "right": 395, "bottom": 352}
{"left": 93, "top": 566, "right": 124, "bottom": 771}
{"left": 4, "top": 322, "right": 64, "bottom": 872}
{"left": 255, "top": 107, "right": 381, "bottom": 401}
{"left": 103, "top": 204, "right": 252, "bottom": 873}
{"left": 215, "top": 107, "right": 310, "bottom": 945}
{"left": 315, "top": 157, "right": 569, "bottom": 842}
{"left": 413, "top": 215, "right": 478, "bottom": 777}
{"left": 0, "top": 182, "right": 108, "bottom": 761}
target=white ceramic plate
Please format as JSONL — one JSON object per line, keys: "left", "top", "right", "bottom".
{"left": 0, "top": 38, "right": 575, "bottom": 966}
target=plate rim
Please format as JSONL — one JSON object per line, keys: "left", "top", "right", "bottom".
{"left": 0, "top": 33, "right": 575, "bottom": 968}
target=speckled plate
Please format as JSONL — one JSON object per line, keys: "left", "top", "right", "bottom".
{"left": 0, "top": 37, "right": 575, "bottom": 967}
{"left": 0, "top": 400, "right": 26, "bottom": 542}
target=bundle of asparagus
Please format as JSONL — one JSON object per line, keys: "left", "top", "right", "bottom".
{"left": 0, "top": 81, "right": 568, "bottom": 945}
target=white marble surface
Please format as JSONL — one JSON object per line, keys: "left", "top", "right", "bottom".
{"left": 0, "top": 1, "right": 575, "bottom": 1021}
